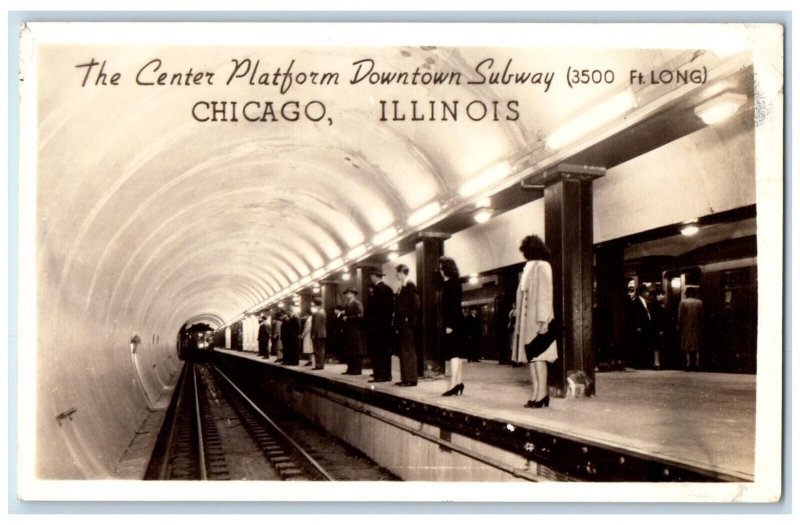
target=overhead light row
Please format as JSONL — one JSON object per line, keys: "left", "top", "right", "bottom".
{"left": 547, "top": 87, "right": 746, "bottom": 151}
{"left": 230, "top": 83, "right": 746, "bottom": 325}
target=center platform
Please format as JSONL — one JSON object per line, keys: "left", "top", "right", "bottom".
{"left": 212, "top": 348, "right": 755, "bottom": 482}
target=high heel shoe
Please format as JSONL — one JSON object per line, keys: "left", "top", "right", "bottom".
{"left": 442, "top": 383, "right": 464, "bottom": 397}
{"left": 524, "top": 395, "right": 550, "bottom": 408}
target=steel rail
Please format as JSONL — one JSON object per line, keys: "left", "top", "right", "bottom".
{"left": 157, "top": 362, "right": 189, "bottom": 480}
{"left": 212, "top": 365, "right": 335, "bottom": 481}
{"left": 192, "top": 365, "right": 208, "bottom": 480}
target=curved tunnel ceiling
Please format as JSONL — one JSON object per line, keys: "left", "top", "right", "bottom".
{"left": 35, "top": 44, "right": 747, "bottom": 339}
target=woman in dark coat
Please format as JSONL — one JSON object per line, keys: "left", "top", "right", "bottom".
{"left": 439, "top": 256, "right": 466, "bottom": 396}
{"left": 281, "top": 308, "right": 302, "bottom": 366}
{"left": 342, "top": 287, "right": 367, "bottom": 375}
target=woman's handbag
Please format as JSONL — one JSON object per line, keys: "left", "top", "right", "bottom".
{"left": 524, "top": 319, "right": 558, "bottom": 362}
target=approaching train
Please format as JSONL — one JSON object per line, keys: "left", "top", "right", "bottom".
{"left": 178, "top": 323, "right": 215, "bottom": 361}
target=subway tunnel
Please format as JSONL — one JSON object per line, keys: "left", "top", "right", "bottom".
{"left": 21, "top": 25, "right": 782, "bottom": 485}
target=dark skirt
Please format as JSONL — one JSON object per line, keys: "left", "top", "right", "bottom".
{"left": 441, "top": 330, "right": 468, "bottom": 360}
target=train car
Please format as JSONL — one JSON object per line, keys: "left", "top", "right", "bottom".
{"left": 178, "top": 323, "right": 214, "bottom": 361}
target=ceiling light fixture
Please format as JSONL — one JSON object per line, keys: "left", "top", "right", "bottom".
{"left": 372, "top": 226, "right": 398, "bottom": 247}
{"left": 473, "top": 208, "right": 494, "bottom": 224}
{"left": 407, "top": 201, "right": 442, "bottom": 227}
{"left": 326, "top": 258, "right": 344, "bottom": 272}
{"left": 547, "top": 88, "right": 638, "bottom": 150}
{"left": 347, "top": 245, "right": 367, "bottom": 261}
{"left": 680, "top": 223, "right": 700, "bottom": 236}
{"left": 459, "top": 161, "right": 511, "bottom": 197}
{"left": 694, "top": 92, "right": 747, "bottom": 125}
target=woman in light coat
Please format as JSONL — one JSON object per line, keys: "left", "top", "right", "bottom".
{"left": 301, "top": 310, "right": 314, "bottom": 365}
{"left": 512, "top": 235, "right": 558, "bottom": 408}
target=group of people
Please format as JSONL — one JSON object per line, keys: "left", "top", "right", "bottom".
{"left": 625, "top": 282, "right": 704, "bottom": 371}
{"left": 257, "top": 299, "right": 327, "bottom": 369}
{"left": 247, "top": 232, "right": 708, "bottom": 409}
{"left": 337, "top": 263, "right": 422, "bottom": 387}
{"left": 336, "top": 257, "right": 503, "bottom": 398}
{"left": 251, "top": 234, "right": 560, "bottom": 409}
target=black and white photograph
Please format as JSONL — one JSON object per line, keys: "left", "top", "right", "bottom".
{"left": 14, "top": 21, "right": 784, "bottom": 502}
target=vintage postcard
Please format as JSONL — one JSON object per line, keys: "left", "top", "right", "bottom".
{"left": 15, "top": 22, "right": 784, "bottom": 502}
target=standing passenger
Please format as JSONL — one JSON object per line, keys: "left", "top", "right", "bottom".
{"left": 677, "top": 287, "right": 704, "bottom": 371}
{"left": 367, "top": 269, "right": 395, "bottom": 383}
{"left": 629, "top": 284, "right": 653, "bottom": 369}
{"left": 301, "top": 309, "right": 314, "bottom": 366}
{"left": 505, "top": 304, "right": 518, "bottom": 365}
{"left": 272, "top": 312, "right": 284, "bottom": 362}
{"left": 282, "top": 308, "right": 302, "bottom": 366}
{"left": 310, "top": 299, "right": 327, "bottom": 370}
{"left": 512, "top": 235, "right": 558, "bottom": 409}
{"left": 439, "top": 256, "right": 467, "bottom": 396}
{"left": 651, "top": 287, "right": 668, "bottom": 370}
{"left": 331, "top": 305, "right": 346, "bottom": 363}
{"left": 465, "top": 307, "right": 482, "bottom": 363}
{"left": 342, "top": 287, "right": 367, "bottom": 375}
{"left": 621, "top": 283, "right": 637, "bottom": 368}
{"left": 394, "top": 264, "right": 419, "bottom": 387}
{"left": 257, "top": 316, "right": 270, "bottom": 359}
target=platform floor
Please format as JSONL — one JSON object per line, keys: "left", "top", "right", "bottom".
{"left": 218, "top": 349, "right": 755, "bottom": 481}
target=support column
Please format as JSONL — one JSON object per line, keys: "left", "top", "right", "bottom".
{"left": 298, "top": 292, "right": 312, "bottom": 315}
{"left": 354, "top": 265, "right": 375, "bottom": 299}
{"left": 543, "top": 164, "right": 604, "bottom": 398}
{"left": 415, "top": 232, "right": 450, "bottom": 377}
{"left": 321, "top": 280, "right": 337, "bottom": 363}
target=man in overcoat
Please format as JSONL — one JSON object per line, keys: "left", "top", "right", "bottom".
{"left": 366, "top": 269, "right": 395, "bottom": 382}
{"left": 281, "top": 307, "right": 302, "bottom": 366}
{"left": 394, "top": 264, "right": 419, "bottom": 386}
{"left": 627, "top": 283, "right": 653, "bottom": 369}
{"left": 342, "top": 287, "right": 367, "bottom": 375}
{"left": 257, "top": 315, "right": 270, "bottom": 359}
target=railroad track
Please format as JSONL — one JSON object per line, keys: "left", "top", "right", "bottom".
{"left": 147, "top": 361, "right": 334, "bottom": 481}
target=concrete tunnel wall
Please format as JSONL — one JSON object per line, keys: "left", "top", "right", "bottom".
{"left": 26, "top": 41, "right": 760, "bottom": 479}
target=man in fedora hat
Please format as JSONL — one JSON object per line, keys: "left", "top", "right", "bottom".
{"left": 282, "top": 306, "right": 302, "bottom": 366}
{"left": 342, "top": 287, "right": 367, "bottom": 375}
{"left": 257, "top": 315, "right": 270, "bottom": 359}
{"left": 366, "top": 268, "right": 394, "bottom": 383}
{"left": 394, "top": 264, "right": 419, "bottom": 386}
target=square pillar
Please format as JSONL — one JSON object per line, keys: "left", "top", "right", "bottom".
{"left": 543, "top": 164, "right": 604, "bottom": 398}
{"left": 355, "top": 265, "right": 376, "bottom": 299}
{"left": 321, "top": 280, "right": 337, "bottom": 342}
{"left": 415, "top": 232, "right": 450, "bottom": 377}
{"left": 298, "top": 292, "right": 312, "bottom": 316}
